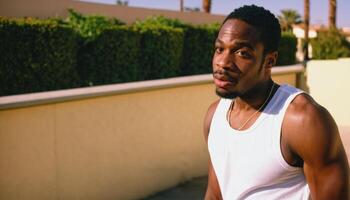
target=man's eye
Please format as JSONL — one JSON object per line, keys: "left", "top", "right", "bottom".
{"left": 236, "top": 50, "right": 251, "bottom": 58}
{"left": 215, "top": 47, "right": 224, "bottom": 54}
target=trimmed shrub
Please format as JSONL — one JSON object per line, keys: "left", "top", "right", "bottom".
{"left": 135, "top": 16, "right": 219, "bottom": 75}
{"left": 133, "top": 22, "right": 184, "bottom": 80}
{"left": 54, "top": 10, "right": 139, "bottom": 86}
{"left": 311, "top": 28, "right": 350, "bottom": 59}
{"left": 0, "top": 17, "right": 80, "bottom": 96}
{"left": 277, "top": 32, "right": 297, "bottom": 66}
{"left": 133, "top": 16, "right": 186, "bottom": 29}
{"left": 78, "top": 26, "right": 140, "bottom": 86}
{"left": 181, "top": 23, "right": 219, "bottom": 75}
{"left": 64, "top": 9, "right": 125, "bottom": 40}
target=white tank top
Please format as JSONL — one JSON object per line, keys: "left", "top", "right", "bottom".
{"left": 208, "top": 84, "right": 310, "bottom": 200}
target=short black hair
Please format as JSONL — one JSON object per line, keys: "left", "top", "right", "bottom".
{"left": 222, "top": 5, "right": 281, "bottom": 54}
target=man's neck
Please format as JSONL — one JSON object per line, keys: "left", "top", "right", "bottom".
{"left": 233, "top": 80, "right": 275, "bottom": 112}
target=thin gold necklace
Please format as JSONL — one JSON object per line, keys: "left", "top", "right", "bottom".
{"left": 227, "top": 82, "right": 275, "bottom": 131}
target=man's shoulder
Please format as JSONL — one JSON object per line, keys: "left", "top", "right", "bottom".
{"left": 283, "top": 92, "right": 338, "bottom": 152}
{"left": 285, "top": 92, "right": 328, "bottom": 124}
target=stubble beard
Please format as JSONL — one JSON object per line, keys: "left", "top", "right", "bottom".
{"left": 215, "top": 89, "right": 241, "bottom": 99}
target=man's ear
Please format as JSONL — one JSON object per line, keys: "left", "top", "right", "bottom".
{"left": 263, "top": 51, "right": 278, "bottom": 71}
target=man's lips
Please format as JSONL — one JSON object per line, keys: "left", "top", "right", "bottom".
{"left": 213, "top": 70, "right": 239, "bottom": 88}
{"left": 214, "top": 78, "right": 232, "bottom": 88}
{"left": 213, "top": 76, "right": 237, "bottom": 88}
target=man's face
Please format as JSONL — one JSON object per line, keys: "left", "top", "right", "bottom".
{"left": 212, "top": 19, "right": 271, "bottom": 99}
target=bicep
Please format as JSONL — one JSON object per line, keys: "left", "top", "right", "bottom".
{"left": 302, "top": 127, "right": 349, "bottom": 200}
{"left": 304, "top": 161, "right": 349, "bottom": 200}
{"left": 293, "top": 105, "right": 349, "bottom": 199}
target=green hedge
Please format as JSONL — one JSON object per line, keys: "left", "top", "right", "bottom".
{"left": 277, "top": 32, "right": 297, "bottom": 66}
{"left": 133, "top": 22, "right": 184, "bottom": 80}
{"left": 60, "top": 10, "right": 140, "bottom": 86}
{"left": 0, "top": 13, "right": 301, "bottom": 96}
{"left": 181, "top": 24, "right": 219, "bottom": 75}
{"left": 77, "top": 13, "right": 184, "bottom": 83}
{"left": 78, "top": 26, "right": 140, "bottom": 86}
{"left": 0, "top": 17, "right": 80, "bottom": 96}
{"left": 64, "top": 9, "right": 125, "bottom": 39}
{"left": 311, "top": 28, "right": 350, "bottom": 59}
{"left": 135, "top": 16, "right": 219, "bottom": 75}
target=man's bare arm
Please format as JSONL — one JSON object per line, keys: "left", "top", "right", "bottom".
{"left": 203, "top": 100, "right": 223, "bottom": 200}
{"left": 285, "top": 94, "right": 349, "bottom": 200}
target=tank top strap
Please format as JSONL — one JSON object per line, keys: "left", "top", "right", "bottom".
{"left": 212, "top": 98, "right": 233, "bottom": 123}
{"left": 268, "top": 84, "right": 305, "bottom": 170}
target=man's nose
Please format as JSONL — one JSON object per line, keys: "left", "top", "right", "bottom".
{"left": 216, "top": 51, "right": 233, "bottom": 69}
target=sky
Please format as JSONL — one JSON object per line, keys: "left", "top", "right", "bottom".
{"left": 80, "top": 0, "right": 350, "bottom": 27}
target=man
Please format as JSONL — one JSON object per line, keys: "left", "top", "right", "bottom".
{"left": 204, "top": 5, "right": 349, "bottom": 200}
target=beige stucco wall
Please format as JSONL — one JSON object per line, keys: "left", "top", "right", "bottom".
{"left": 0, "top": 67, "right": 301, "bottom": 200}
{"left": 0, "top": 0, "right": 225, "bottom": 25}
{"left": 307, "top": 58, "right": 350, "bottom": 127}
{"left": 0, "top": 83, "right": 216, "bottom": 200}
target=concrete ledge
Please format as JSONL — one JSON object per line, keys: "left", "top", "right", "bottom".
{"left": 0, "top": 65, "right": 303, "bottom": 110}
{"left": 0, "top": 74, "right": 213, "bottom": 110}
{"left": 272, "top": 64, "right": 304, "bottom": 75}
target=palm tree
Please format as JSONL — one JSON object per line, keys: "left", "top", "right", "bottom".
{"left": 202, "top": 0, "right": 211, "bottom": 13}
{"left": 278, "top": 9, "right": 302, "bottom": 32}
{"left": 180, "top": 0, "right": 184, "bottom": 12}
{"left": 304, "top": 0, "right": 310, "bottom": 61}
{"left": 329, "top": 0, "right": 337, "bottom": 28}
{"left": 116, "top": 0, "right": 128, "bottom": 6}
